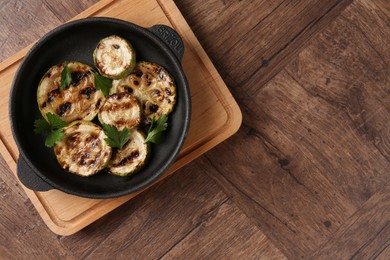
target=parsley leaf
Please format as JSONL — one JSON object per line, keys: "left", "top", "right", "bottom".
{"left": 45, "top": 129, "right": 65, "bottom": 147}
{"left": 102, "top": 124, "right": 131, "bottom": 149}
{"left": 145, "top": 115, "right": 168, "bottom": 144}
{"left": 34, "top": 118, "right": 50, "bottom": 134}
{"left": 46, "top": 112, "right": 67, "bottom": 129}
{"left": 94, "top": 73, "right": 112, "bottom": 96}
{"left": 34, "top": 113, "right": 67, "bottom": 147}
{"left": 60, "top": 63, "right": 72, "bottom": 91}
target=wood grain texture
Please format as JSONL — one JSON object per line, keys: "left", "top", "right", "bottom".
{"left": 194, "top": 0, "right": 389, "bottom": 258}
{"left": 377, "top": 245, "right": 390, "bottom": 260}
{"left": 197, "top": 127, "right": 357, "bottom": 258}
{"left": 161, "top": 199, "right": 286, "bottom": 260}
{"left": 0, "top": 0, "right": 98, "bottom": 62}
{"left": 311, "top": 184, "right": 390, "bottom": 259}
{"left": 0, "top": 157, "right": 71, "bottom": 259}
{"left": 174, "top": 0, "right": 354, "bottom": 96}
{"left": 284, "top": 6, "right": 390, "bottom": 205}
{"left": 1, "top": 0, "right": 389, "bottom": 258}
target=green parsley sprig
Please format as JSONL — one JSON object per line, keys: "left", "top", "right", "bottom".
{"left": 34, "top": 113, "right": 67, "bottom": 147}
{"left": 94, "top": 73, "right": 112, "bottom": 96}
{"left": 145, "top": 115, "right": 168, "bottom": 144}
{"left": 60, "top": 63, "right": 72, "bottom": 91}
{"left": 102, "top": 124, "right": 131, "bottom": 149}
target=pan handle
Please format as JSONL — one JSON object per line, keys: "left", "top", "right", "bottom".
{"left": 148, "top": 25, "right": 185, "bottom": 61}
{"left": 17, "top": 156, "right": 53, "bottom": 191}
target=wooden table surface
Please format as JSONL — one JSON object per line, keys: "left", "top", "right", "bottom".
{"left": 1, "top": 0, "right": 389, "bottom": 259}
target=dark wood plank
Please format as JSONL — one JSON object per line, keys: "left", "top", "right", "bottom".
{"left": 198, "top": 128, "right": 356, "bottom": 259}
{"left": 161, "top": 199, "right": 287, "bottom": 259}
{"left": 369, "top": 0, "right": 390, "bottom": 28}
{"left": 175, "top": 0, "right": 353, "bottom": 96}
{"left": 60, "top": 163, "right": 229, "bottom": 259}
{"left": 173, "top": 0, "right": 284, "bottom": 65}
{"left": 377, "top": 245, "right": 390, "bottom": 260}
{"left": 284, "top": 0, "right": 390, "bottom": 204}
{"left": 0, "top": 157, "right": 72, "bottom": 259}
{"left": 351, "top": 225, "right": 390, "bottom": 260}
{"left": 0, "top": 153, "right": 27, "bottom": 201}
{"left": 0, "top": 0, "right": 98, "bottom": 62}
{"left": 253, "top": 70, "right": 389, "bottom": 206}
{"left": 242, "top": 0, "right": 355, "bottom": 95}
{"left": 196, "top": 0, "right": 390, "bottom": 257}
{"left": 311, "top": 185, "right": 390, "bottom": 259}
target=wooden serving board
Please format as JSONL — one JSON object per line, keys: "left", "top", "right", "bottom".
{"left": 0, "top": 0, "right": 242, "bottom": 236}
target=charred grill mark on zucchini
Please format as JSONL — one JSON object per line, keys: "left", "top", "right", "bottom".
{"left": 98, "top": 92, "right": 141, "bottom": 131}
{"left": 116, "top": 150, "right": 139, "bottom": 167}
{"left": 111, "top": 61, "right": 176, "bottom": 123}
{"left": 108, "top": 129, "right": 149, "bottom": 176}
{"left": 148, "top": 104, "right": 159, "bottom": 113}
{"left": 37, "top": 62, "right": 105, "bottom": 123}
{"left": 57, "top": 102, "right": 72, "bottom": 117}
{"left": 80, "top": 86, "right": 96, "bottom": 99}
{"left": 47, "top": 89, "right": 60, "bottom": 103}
{"left": 96, "top": 99, "right": 102, "bottom": 109}
{"left": 71, "top": 70, "right": 89, "bottom": 86}
{"left": 124, "top": 85, "right": 133, "bottom": 93}
{"left": 54, "top": 121, "right": 111, "bottom": 176}
{"left": 165, "top": 87, "right": 172, "bottom": 95}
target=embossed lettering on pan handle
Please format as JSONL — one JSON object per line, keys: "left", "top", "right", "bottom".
{"left": 17, "top": 156, "right": 53, "bottom": 191}
{"left": 148, "top": 25, "right": 185, "bottom": 61}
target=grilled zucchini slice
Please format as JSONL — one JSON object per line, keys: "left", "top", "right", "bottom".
{"left": 93, "top": 35, "right": 136, "bottom": 79}
{"left": 111, "top": 61, "right": 176, "bottom": 124}
{"left": 108, "top": 128, "right": 149, "bottom": 176}
{"left": 37, "top": 62, "right": 105, "bottom": 123}
{"left": 98, "top": 92, "right": 141, "bottom": 131}
{"left": 54, "top": 121, "right": 112, "bottom": 176}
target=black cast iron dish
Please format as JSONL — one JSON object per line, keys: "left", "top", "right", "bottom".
{"left": 10, "top": 17, "right": 191, "bottom": 199}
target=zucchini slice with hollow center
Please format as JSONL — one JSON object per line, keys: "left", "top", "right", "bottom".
{"left": 54, "top": 121, "right": 112, "bottom": 176}
{"left": 111, "top": 61, "right": 176, "bottom": 124}
{"left": 93, "top": 35, "right": 136, "bottom": 79}
{"left": 98, "top": 92, "right": 141, "bottom": 131}
{"left": 108, "top": 128, "right": 149, "bottom": 176}
{"left": 37, "top": 62, "right": 105, "bottom": 123}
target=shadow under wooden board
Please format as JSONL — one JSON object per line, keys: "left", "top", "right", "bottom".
{"left": 0, "top": 0, "right": 242, "bottom": 235}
